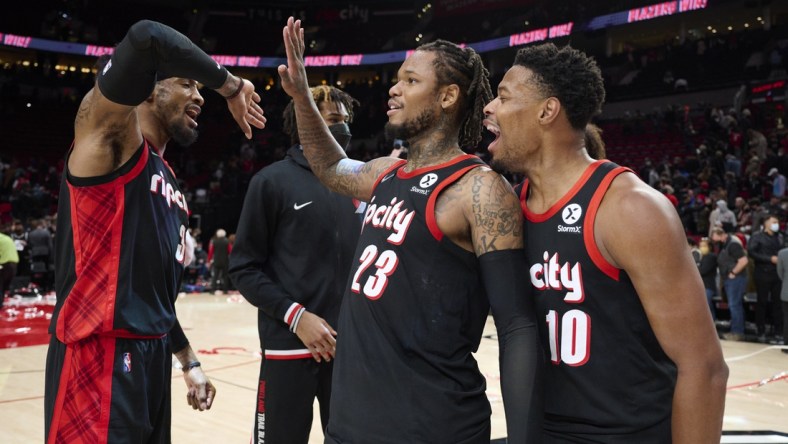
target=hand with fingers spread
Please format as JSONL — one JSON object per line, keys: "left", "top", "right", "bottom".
{"left": 225, "top": 77, "right": 267, "bottom": 139}
{"left": 278, "top": 17, "right": 311, "bottom": 103}
{"left": 295, "top": 310, "right": 337, "bottom": 362}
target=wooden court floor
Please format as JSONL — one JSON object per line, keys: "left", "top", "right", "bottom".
{"left": 1, "top": 292, "right": 786, "bottom": 443}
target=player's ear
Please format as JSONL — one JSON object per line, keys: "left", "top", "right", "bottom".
{"left": 539, "top": 97, "right": 561, "bottom": 125}
{"left": 440, "top": 84, "right": 460, "bottom": 111}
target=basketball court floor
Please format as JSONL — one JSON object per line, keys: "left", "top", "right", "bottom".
{"left": 1, "top": 292, "right": 786, "bottom": 443}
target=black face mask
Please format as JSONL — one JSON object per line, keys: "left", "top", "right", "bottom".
{"left": 328, "top": 122, "right": 352, "bottom": 151}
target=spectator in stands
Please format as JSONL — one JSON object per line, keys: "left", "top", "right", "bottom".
{"left": 709, "top": 199, "right": 737, "bottom": 236}
{"left": 748, "top": 128, "right": 768, "bottom": 160}
{"left": 208, "top": 228, "right": 232, "bottom": 295}
{"left": 769, "top": 167, "right": 786, "bottom": 198}
{"left": 10, "top": 219, "right": 28, "bottom": 276}
{"left": 776, "top": 246, "right": 788, "bottom": 350}
{"left": 734, "top": 196, "right": 753, "bottom": 233}
{"left": 0, "top": 229, "right": 19, "bottom": 307}
{"left": 711, "top": 226, "right": 749, "bottom": 341}
{"left": 28, "top": 218, "right": 54, "bottom": 290}
{"left": 750, "top": 198, "right": 768, "bottom": 234}
{"left": 748, "top": 215, "right": 785, "bottom": 343}
{"left": 697, "top": 237, "right": 719, "bottom": 320}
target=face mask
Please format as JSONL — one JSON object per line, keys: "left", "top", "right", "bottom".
{"left": 328, "top": 122, "right": 352, "bottom": 151}
{"left": 700, "top": 246, "right": 710, "bottom": 255}
{"left": 770, "top": 222, "right": 780, "bottom": 232}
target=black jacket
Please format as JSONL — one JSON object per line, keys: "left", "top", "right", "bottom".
{"left": 229, "top": 146, "right": 362, "bottom": 352}
{"left": 747, "top": 230, "right": 783, "bottom": 279}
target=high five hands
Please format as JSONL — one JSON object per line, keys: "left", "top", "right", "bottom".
{"left": 226, "top": 79, "right": 266, "bottom": 139}
{"left": 278, "top": 17, "right": 311, "bottom": 102}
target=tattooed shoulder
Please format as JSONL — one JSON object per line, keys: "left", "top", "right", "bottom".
{"left": 466, "top": 169, "right": 523, "bottom": 255}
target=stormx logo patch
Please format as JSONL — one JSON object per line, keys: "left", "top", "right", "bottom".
{"left": 559, "top": 203, "right": 582, "bottom": 233}
{"left": 411, "top": 173, "right": 438, "bottom": 195}
{"left": 419, "top": 173, "right": 438, "bottom": 188}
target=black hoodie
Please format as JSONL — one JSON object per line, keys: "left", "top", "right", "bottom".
{"left": 229, "top": 145, "right": 363, "bottom": 354}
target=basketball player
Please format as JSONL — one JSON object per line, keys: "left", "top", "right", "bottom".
{"left": 279, "top": 18, "right": 542, "bottom": 443}
{"left": 44, "top": 20, "right": 266, "bottom": 442}
{"left": 483, "top": 42, "right": 728, "bottom": 442}
{"left": 229, "top": 85, "right": 362, "bottom": 444}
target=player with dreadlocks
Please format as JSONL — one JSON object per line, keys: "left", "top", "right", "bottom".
{"left": 277, "top": 17, "right": 543, "bottom": 443}
{"left": 229, "top": 85, "right": 364, "bottom": 444}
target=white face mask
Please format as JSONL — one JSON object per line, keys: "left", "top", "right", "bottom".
{"left": 770, "top": 222, "right": 780, "bottom": 233}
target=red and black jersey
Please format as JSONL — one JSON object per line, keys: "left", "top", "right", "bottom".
{"left": 50, "top": 141, "right": 189, "bottom": 343}
{"left": 326, "top": 154, "right": 493, "bottom": 444}
{"left": 517, "top": 160, "right": 677, "bottom": 440}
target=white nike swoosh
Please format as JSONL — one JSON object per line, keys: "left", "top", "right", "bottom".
{"left": 294, "top": 201, "right": 313, "bottom": 210}
{"left": 381, "top": 173, "right": 395, "bottom": 182}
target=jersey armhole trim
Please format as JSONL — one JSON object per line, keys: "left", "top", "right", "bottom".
{"left": 66, "top": 140, "right": 150, "bottom": 188}
{"left": 426, "top": 164, "right": 482, "bottom": 241}
{"left": 583, "top": 166, "right": 631, "bottom": 281}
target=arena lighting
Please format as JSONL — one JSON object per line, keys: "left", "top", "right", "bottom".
{"left": 0, "top": 0, "right": 709, "bottom": 68}
{"left": 586, "top": 0, "right": 708, "bottom": 30}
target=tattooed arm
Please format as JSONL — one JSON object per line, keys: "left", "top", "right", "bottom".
{"left": 468, "top": 168, "right": 544, "bottom": 442}
{"left": 464, "top": 168, "right": 523, "bottom": 254}
{"left": 277, "top": 17, "right": 399, "bottom": 201}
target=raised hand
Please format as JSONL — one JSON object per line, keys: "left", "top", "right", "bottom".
{"left": 226, "top": 78, "right": 266, "bottom": 139}
{"left": 278, "top": 17, "right": 310, "bottom": 101}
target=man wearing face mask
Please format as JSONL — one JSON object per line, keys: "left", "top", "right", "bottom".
{"left": 747, "top": 215, "right": 785, "bottom": 343}
{"left": 229, "top": 85, "right": 362, "bottom": 444}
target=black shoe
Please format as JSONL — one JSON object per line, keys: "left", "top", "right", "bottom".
{"left": 782, "top": 349, "right": 788, "bottom": 354}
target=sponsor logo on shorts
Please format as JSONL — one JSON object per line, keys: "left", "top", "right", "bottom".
{"left": 410, "top": 186, "right": 430, "bottom": 195}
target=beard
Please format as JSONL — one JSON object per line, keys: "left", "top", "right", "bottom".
{"left": 384, "top": 108, "right": 437, "bottom": 144}
{"left": 166, "top": 116, "right": 199, "bottom": 147}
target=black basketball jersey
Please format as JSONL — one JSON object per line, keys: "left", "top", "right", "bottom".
{"left": 518, "top": 160, "right": 677, "bottom": 440}
{"left": 326, "top": 154, "right": 492, "bottom": 444}
{"left": 50, "top": 141, "right": 189, "bottom": 343}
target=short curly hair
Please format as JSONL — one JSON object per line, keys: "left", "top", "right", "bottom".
{"left": 283, "top": 85, "right": 360, "bottom": 145}
{"left": 513, "top": 43, "right": 605, "bottom": 130}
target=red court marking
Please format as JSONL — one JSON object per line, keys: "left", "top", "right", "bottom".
{"left": 0, "top": 295, "right": 56, "bottom": 349}
{"left": 727, "top": 373, "right": 788, "bottom": 391}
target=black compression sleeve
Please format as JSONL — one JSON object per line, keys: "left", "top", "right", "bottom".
{"left": 98, "top": 20, "right": 228, "bottom": 105}
{"left": 169, "top": 318, "right": 190, "bottom": 354}
{"left": 480, "top": 249, "right": 544, "bottom": 443}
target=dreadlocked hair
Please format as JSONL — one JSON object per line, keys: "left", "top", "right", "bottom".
{"left": 584, "top": 123, "right": 606, "bottom": 160}
{"left": 283, "top": 85, "right": 361, "bottom": 145}
{"left": 416, "top": 39, "right": 492, "bottom": 148}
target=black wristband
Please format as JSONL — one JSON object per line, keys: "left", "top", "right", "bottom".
{"left": 182, "top": 361, "right": 201, "bottom": 372}
{"left": 225, "top": 77, "right": 244, "bottom": 100}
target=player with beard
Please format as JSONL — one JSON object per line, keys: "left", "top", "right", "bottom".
{"left": 277, "top": 17, "right": 542, "bottom": 443}
{"left": 44, "top": 20, "right": 266, "bottom": 443}
{"left": 483, "top": 42, "right": 728, "bottom": 443}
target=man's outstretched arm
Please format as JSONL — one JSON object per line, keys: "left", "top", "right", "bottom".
{"left": 277, "top": 17, "right": 397, "bottom": 201}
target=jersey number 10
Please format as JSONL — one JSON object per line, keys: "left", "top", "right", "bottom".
{"left": 546, "top": 309, "right": 591, "bottom": 366}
